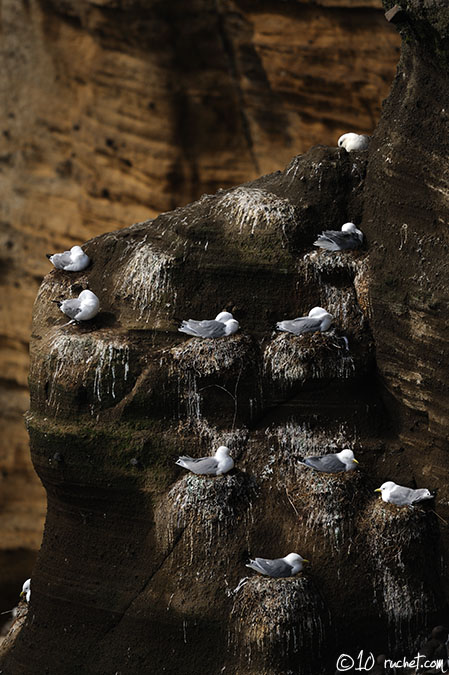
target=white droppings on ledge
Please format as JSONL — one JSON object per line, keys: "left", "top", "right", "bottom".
{"left": 215, "top": 187, "right": 297, "bottom": 236}
{"left": 113, "top": 243, "right": 176, "bottom": 322}
{"left": 35, "top": 332, "right": 131, "bottom": 412}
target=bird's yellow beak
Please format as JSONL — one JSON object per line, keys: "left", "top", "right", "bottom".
{"left": 353, "top": 459, "right": 359, "bottom": 464}
{"left": 374, "top": 488, "right": 381, "bottom": 492}
{"left": 302, "top": 559, "right": 310, "bottom": 563}
{"left": 20, "top": 591, "right": 25, "bottom": 597}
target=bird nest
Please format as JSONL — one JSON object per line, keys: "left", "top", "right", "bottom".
{"left": 289, "top": 469, "right": 367, "bottom": 550}
{"left": 358, "top": 499, "right": 441, "bottom": 652}
{"left": 155, "top": 472, "right": 257, "bottom": 574}
{"left": 230, "top": 575, "right": 330, "bottom": 675}
{"left": 169, "top": 333, "right": 256, "bottom": 377}
{"left": 263, "top": 331, "right": 355, "bottom": 385}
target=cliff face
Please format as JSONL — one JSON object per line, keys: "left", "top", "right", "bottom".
{"left": 1, "top": 1, "right": 448, "bottom": 669}
{"left": 363, "top": 0, "right": 449, "bottom": 548}
{"left": 0, "top": 0, "right": 400, "bottom": 578}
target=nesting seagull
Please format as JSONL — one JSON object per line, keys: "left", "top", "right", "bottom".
{"left": 246, "top": 553, "right": 309, "bottom": 578}
{"left": 20, "top": 579, "right": 31, "bottom": 603}
{"left": 53, "top": 289, "right": 100, "bottom": 326}
{"left": 47, "top": 245, "right": 90, "bottom": 271}
{"left": 375, "top": 481, "right": 435, "bottom": 506}
{"left": 276, "top": 306, "right": 333, "bottom": 335}
{"left": 178, "top": 311, "right": 239, "bottom": 338}
{"left": 314, "top": 222, "right": 364, "bottom": 252}
{"left": 299, "top": 449, "right": 359, "bottom": 473}
{"left": 338, "top": 133, "right": 370, "bottom": 152}
{"left": 175, "top": 445, "right": 234, "bottom": 476}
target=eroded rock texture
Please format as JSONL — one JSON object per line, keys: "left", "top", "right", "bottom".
{"left": 0, "top": 0, "right": 400, "bottom": 575}
{"left": 5, "top": 1, "right": 449, "bottom": 674}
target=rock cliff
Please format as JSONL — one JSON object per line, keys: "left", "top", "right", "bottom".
{"left": 0, "top": 0, "right": 399, "bottom": 582}
{"left": 5, "top": 1, "right": 449, "bottom": 674}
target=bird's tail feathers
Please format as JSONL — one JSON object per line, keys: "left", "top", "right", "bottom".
{"left": 314, "top": 237, "right": 339, "bottom": 251}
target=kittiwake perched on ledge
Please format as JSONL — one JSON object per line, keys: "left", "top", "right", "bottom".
{"left": 338, "top": 133, "right": 370, "bottom": 152}
{"left": 299, "top": 449, "right": 359, "bottom": 473}
{"left": 276, "top": 306, "right": 333, "bottom": 335}
{"left": 246, "top": 553, "right": 309, "bottom": 578}
{"left": 314, "top": 222, "right": 364, "bottom": 251}
{"left": 20, "top": 579, "right": 31, "bottom": 603}
{"left": 47, "top": 245, "right": 90, "bottom": 271}
{"left": 375, "top": 481, "right": 435, "bottom": 506}
{"left": 53, "top": 289, "right": 100, "bottom": 326}
{"left": 178, "top": 311, "right": 239, "bottom": 338}
{"left": 175, "top": 445, "right": 234, "bottom": 476}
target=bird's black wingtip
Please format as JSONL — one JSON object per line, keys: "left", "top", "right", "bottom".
{"left": 46, "top": 254, "right": 52, "bottom": 259}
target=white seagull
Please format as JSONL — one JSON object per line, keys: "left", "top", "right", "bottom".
{"left": 175, "top": 445, "right": 234, "bottom": 476}
{"left": 375, "top": 481, "right": 435, "bottom": 506}
{"left": 47, "top": 245, "right": 90, "bottom": 271}
{"left": 178, "top": 311, "right": 239, "bottom": 338}
{"left": 246, "top": 553, "right": 309, "bottom": 578}
{"left": 299, "top": 449, "right": 359, "bottom": 473}
{"left": 53, "top": 289, "right": 100, "bottom": 326}
{"left": 314, "top": 222, "right": 364, "bottom": 251}
{"left": 276, "top": 306, "right": 333, "bottom": 335}
{"left": 338, "top": 133, "right": 370, "bottom": 152}
{"left": 20, "top": 578, "right": 31, "bottom": 603}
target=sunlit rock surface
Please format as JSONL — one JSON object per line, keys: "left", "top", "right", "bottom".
{"left": 0, "top": 0, "right": 400, "bottom": 571}
{"left": 3, "top": 1, "right": 449, "bottom": 673}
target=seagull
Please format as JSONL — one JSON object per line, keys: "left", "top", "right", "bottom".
{"left": 178, "top": 311, "right": 239, "bottom": 338}
{"left": 299, "top": 449, "right": 359, "bottom": 473}
{"left": 53, "top": 289, "right": 100, "bottom": 326}
{"left": 374, "top": 481, "right": 435, "bottom": 506}
{"left": 47, "top": 245, "right": 90, "bottom": 271}
{"left": 314, "top": 222, "right": 364, "bottom": 252}
{"left": 175, "top": 445, "right": 234, "bottom": 476}
{"left": 20, "top": 579, "right": 31, "bottom": 603}
{"left": 246, "top": 553, "right": 309, "bottom": 578}
{"left": 338, "top": 133, "right": 370, "bottom": 152}
{"left": 276, "top": 306, "right": 333, "bottom": 335}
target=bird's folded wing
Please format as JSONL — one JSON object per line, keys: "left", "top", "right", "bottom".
{"left": 61, "top": 300, "right": 82, "bottom": 319}
{"left": 304, "top": 454, "right": 345, "bottom": 472}
{"left": 278, "top": 317, "right": 320, "bottom": 334}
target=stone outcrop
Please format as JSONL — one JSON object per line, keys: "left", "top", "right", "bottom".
{"left": 0, "top": 0, "right": 400, "bottom": 583}
{"left": 8, "top": 1, "right": 449, "bottom": 673}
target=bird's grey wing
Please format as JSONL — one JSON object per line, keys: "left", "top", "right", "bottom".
{"left": 52, "top": 251, "right": 73, "bottom": 268}
{"left": 314, "top": 231, "right": 360, "bottom": 251}
{"left": 277, "top": 317, "right": 321, "bottom": 335}
{"left": 195, "top": 320, "right": 226, "bottom": 337}
{"left": 253, "top": 557, "right": 293, "bottom": 578}
{"left": 179, "top": 319, "right": 225, "bottom": 337}
{"left": 181, "top": 456, "right": 219, "bottom": 474}
{"left": 389, "top": 485, "right": 416, "bottom": 505}
{"left": 303, "top": 454, "right": 345, "bottom": 473}
{"left": 61, "top": 299, "right": 82, "bottom": 319}
{"left": 410, "top": 488, "right": 434, "bottom": 504}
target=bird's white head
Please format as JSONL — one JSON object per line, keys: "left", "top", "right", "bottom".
{"left": 375, "top": 481, "right": 396, "bottom": 495}
{"left": 337, "top": 449, "right": 358, "bottom": 466}
{"left": 338, "top": 133, "right": 357, "bottom": 147}
{"left": 215, "top": 311, "right": 234, "bottom": 323}
{"left": 285, "top": 553, "right": 309, "bottom": 564}
{"left": 341, "top": 222, "right": 357, "bottom": 233}
{"left": 78, "top": 289, "right": 97, "bottom": 302}
{"left": 224, "top": 319, "right": 239, "bottom": 335}
{"left": 71, "top": 245, "right": 85, "bottom": 257}
{"left": 20, "top": 578, "right": 31, "bottom": 601}
{"left": 308, "top": 306, "right": 328, "bottom": 317}
{"left": 215, "top": 446, "right": 231, "bottom": 457}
